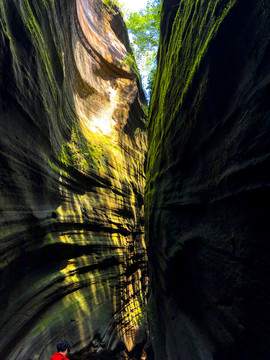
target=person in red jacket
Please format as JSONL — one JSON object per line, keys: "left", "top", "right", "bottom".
{"left": 51, "top": 340, "right": 71, "bottom": 360}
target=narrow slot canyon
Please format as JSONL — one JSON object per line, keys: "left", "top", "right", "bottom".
{"left": 0, "top": 1, "right": 270, "bottom": 360}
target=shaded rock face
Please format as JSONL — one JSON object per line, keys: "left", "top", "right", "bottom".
{"left": 146, "top": 0, "right": 270, "bottom": 359}
{"left": 0, "top": 0, "right": 147, "bottom": 359}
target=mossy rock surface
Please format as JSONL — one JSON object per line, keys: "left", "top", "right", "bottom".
{"left": 0, "top": 0, "right": 147, "bottom": 359}
{"left": 146, "top": 0, "right": 270, "bottom": 359}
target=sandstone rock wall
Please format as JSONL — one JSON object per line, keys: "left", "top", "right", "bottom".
{"left": 0, "top": 0, "right": 147, "bottom": 359}
{"left": 146, "top": 0, "right": 270, "bottom": 359}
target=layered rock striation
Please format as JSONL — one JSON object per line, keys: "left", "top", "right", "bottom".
{"left": 0, "top": 0, "right": 147, "bottom": 359}
{"left": 146, "top": 0, "right": 270, "bottom": 359}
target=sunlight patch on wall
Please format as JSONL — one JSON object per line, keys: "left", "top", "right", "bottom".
{"left": 74, "top": 87, "right": 118, "bottom": 136}
{"left": 87, "top": 88, "right": 118, "bottom": 135}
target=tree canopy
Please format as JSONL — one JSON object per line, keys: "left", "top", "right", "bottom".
{"left": 126, "top": 0, "right": 161, "bottom": 99}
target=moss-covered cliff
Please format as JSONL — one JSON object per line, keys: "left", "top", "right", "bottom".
{"left": 146, "top": 0, "right": 270, "bottom": 359}
{"left": 0, "top": 0, "right": 147, "bottom": 359}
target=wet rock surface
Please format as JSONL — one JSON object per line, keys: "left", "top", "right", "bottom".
{"left": 0, "top": 0, "right": 147, "bottom": 359}
{"left": 146, "top": 0, "right": 270, "bottom": 359}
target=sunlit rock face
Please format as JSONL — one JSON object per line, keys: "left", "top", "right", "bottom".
{"left": 0, "top": 0, "right": 147, "bottom": 359}
{"left": 146, "top": 0, "right": 270, "bottom": 359}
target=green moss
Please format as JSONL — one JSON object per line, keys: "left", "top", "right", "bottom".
{"left": 149, "top": 0, "right": 237, "bottom": 134}
{"left": 134, "top": 128, "right": 142, "bottom": 135}
{"left": 123, "top": 52, "right": 141, "bottom": 80}
{"left": 147, "top": 1, "right": 238, "bottom": 155}
{"left": 0, "top": 17, "right": 11, "bottom": 40}
{"left": 0, "top": 225, "right": 26, "bottom": 238}
{"left": 59, "top": 124, "right": 113, "bottom": 173}
{"left": 23, "top": 1, "right": 55, "bottom": 90}
{"left": 142, "top": 103, "right": 149, "bottom": 118}
{"left": 146, "top": 0, "right": 238, "bottom": 239}
{"left": 102, "top": 0, "right": 122, "bottom": 10}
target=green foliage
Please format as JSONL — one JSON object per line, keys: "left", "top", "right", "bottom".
{"left": 126, "top": 0, "right": 161, "bottom": 97}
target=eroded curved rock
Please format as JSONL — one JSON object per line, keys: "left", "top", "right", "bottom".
{"left": 0, "top": 0, "right": 147, "bottom": 359}
{"left": 146, "top": 0, "right": 270, "bottom": 359}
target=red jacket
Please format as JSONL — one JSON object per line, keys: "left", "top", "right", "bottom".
{"left": 51, "top": 353, "right": 69, "bottom": 360}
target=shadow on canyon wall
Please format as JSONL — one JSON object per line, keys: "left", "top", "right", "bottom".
{"left": 146, "top": 0, "right": 270, "bottom": 359}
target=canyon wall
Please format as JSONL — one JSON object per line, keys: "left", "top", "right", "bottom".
{"left": 0, "top": 0, "right": 147, "bottom": 359}
{"left": 146, "top": 0, "right": 270, "bottom": 359}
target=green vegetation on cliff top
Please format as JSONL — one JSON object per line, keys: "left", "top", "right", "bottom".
{"left": 126, "top": 0, "right": 161, "bottom": 98}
